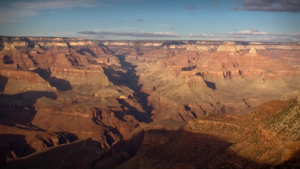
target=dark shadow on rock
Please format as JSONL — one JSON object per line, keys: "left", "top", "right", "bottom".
{"left": 117, "top": 99, "right": 150, "bottom": 123}
{"left": 0, "top": 91, "right": 57, "bottom": 128}
{"left": 35, "top": 132, "right": 79, "bottom": 148}
{"left": 3, "top": 55, "right": 14, "bottom": 64}
{"left": 28, "top": 54, "right": 39, "bottom": 66}
{"left": 12, "top": 124, "right": 46, "bottom": 131}
{"left": 184, "top": 105, "right": 197, "bottom": 118}
{"left": 102, "top": 67, "right": 128, "bottom": 86}
{"left": 0, "top": 37, "right": 4, "bottom": 51}
{"left": 103, "top": 54, "right": 153, "bottom": 123}
{"left": 161, "top": 41, "right": 186, "bottom": 47}
{"left": 20, "top": 37, "right": 35, "bottom": 48}
{"left": 33, "top": 68, "right": 72, "bottom": 91}
{"left": 0, "top": 149, "right": 6, "bottom": 169}
{"left": 204, "top": 80, "right": 216, "bottom": 90}
{"left": 92, "top": 130, "right": 144, "bottom": 169}
{"left": 77, "top": 48, "right": 97, "bottom": 58}
{"left": 137, "top": 130, "right": 265, "bottom": 169}
{"left": 275, "top": 149, "right": 300, "bottom": 169}
{"left": 98, "top": 43, "right": 115, "bottom": 55}
{"left": 0, "top": 134, "right": 36, "bottom": 159}
{"left": 104, "top": 130, "right": 115, "bottom": 146}
{"left": 7, "top": 139, "right": 104, "bottom": 169}
{"left": 181, "top": 65, "right": 197, "bottom": 71}
{"left": 91, "top": 129, "right": 292, "bottom": 169}
{"left": 90, "top": 108, "right": 123, "bottom": 148}
{"left": 88, "top": 59, "right": 101, "bottom": 65}
{"left": 0, "top": 75, "right": 8, "bottom": 93}
{"left": 92, "top": 107, "right": 127, "bottom": 123}
{"left": 48, "top": 77, "right": 72, "bottom": 91}
{"left": 33, "top": 68, "right": 51, "bottom": 80}
{"left": 237, "top": 41, "right": 250, "bottom": 46}
{"left": 53, "top": 132, "right": 78, "bottom": 145}
{"left": 113, "top": 111, "right": 127, "bottom": 122}
{"left": 117, "top": 55, "right": 153, "bottom": 117}
{"left": 0, "top": 91, "right": 57, "bottom": 106}
{"left": 3, "top": 128, "right": 299, "bottom": 169}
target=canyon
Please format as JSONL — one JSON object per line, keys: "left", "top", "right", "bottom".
{"left": 0, "top": 36, "right": 299, "bottom": 169}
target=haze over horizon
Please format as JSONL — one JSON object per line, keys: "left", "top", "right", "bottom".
{"left": 0, "top": 0, "right": 300, "bottom": 42}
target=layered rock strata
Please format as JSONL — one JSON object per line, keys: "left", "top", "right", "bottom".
{"left": 0, "top": 37, "right": 299, "bottom": 168}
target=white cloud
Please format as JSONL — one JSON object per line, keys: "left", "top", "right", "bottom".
{"left": 78, "top": 31, "right": 180, "bottom": 38}
{"left": 226, "top": 29, "right": 268, "bottom": 36}
{"left": 189, "top": 33, "right": 217, "bottom": 38}
{"left": 226, "top": 29, "right": 300, "bottom": 41}
{"left": 189, "top": 29, "right": 300, "bottom": 42}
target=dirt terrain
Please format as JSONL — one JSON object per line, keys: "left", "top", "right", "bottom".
{"left": 0, "top": 36, "right": 299, "bottom": 168}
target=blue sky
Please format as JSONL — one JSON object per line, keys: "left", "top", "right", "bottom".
{"left": 0, "top": 0, "right": 299, "bottom": 41}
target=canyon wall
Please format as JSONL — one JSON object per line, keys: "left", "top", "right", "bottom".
{"left": 0, "top": 36, "right": 299, "bottom": 168}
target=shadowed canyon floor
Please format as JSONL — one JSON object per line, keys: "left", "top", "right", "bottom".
{"left": 0, "top": 37, "right": 299, "bottom": 168}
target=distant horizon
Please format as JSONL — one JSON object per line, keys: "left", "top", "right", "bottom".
{"left": 1, "top": 34, "right": 300, "bottom": 43}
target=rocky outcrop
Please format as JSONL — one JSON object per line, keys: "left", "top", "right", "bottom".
{"left": 0, "top": 70, "right": 56, "bottom": 94}
{"left": 216, "top": 42, "right": 241, "bottom": 55}
{"left": 247, "top": 47, "right": 258, "bottom": 56}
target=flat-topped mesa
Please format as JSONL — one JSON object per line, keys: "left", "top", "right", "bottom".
{"left": 68, "top": 40, "right": 93, "bottom": 47}
{"left": 102, "top": 41, "right": 135, "bottom": 47}
{"left": 142, "top": 42, "right": 163, "bottom": 47}
{"left": 31, "top": 38, "right": 97, "bottom": 48}
{"left": 34, "top": 38, "right": 68, "bottom": 47}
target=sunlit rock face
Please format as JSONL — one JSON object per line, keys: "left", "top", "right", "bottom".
{"left": 0, "top": 37, "right": 300, "bottom": 169}
{"left": 107, "top": 40, "right": 300, "bottom": 121}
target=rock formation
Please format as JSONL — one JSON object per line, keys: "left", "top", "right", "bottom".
{"left": 114, "top": 99, "right": 300, "bottom": 169}
{"left": 247, "top": 47, "right": 258, "bottom": 56}
{"left": 0, "top": 36, "right": 299, "bottom": 168}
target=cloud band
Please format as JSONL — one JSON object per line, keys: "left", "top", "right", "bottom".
{"left": 78, "top": 31, "right": 180, "bottom": 38}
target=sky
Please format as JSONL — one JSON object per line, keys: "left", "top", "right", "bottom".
{"left": 0, "top": 0, "right": 300, "bottom": 42}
